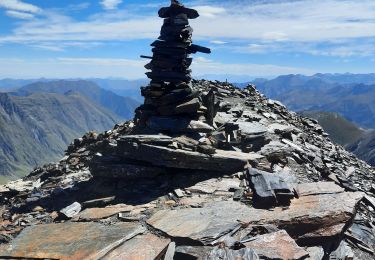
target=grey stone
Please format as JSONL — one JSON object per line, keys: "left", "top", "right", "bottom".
{"left": 248, "top": 168, "right": 295, "bottom": 207}
{"left": 118, "top": 141, "right": 263, "bottom": 172}
{"left": 0, "top": 222, "right": 145, "bottom": 259}
{"left": 146, "top": 116, "right": 214, "bottom": 133}
{"left": 148, "top": 192, "right": 363, "bottom": 244}
{"left": 60, "top": 202, "right": 82, "bottom": 218}
{"left": 244, "top": 230, "right": 309, "bottom": 260}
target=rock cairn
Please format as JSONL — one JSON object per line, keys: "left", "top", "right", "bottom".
{"left": 136, "top": 0, "right": 212, "bottom": 135}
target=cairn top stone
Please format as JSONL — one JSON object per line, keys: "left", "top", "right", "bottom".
{"left": 159, "top": 1, "right": 199, "bottom": 19}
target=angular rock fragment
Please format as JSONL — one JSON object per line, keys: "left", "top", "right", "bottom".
{"left": 208, "top": 246, "right": 259, "bottom": 260}
{"left": 0, "top": 222, "right": 145, "bottom": 259}
{"left": 185, "top": 178, "right": 241, "bottom": 194}
{"left": 295, "top": 182, "right": 344, "bottom": 197}
{"left": 118, "top": 141, "right": 262, "bottom": 172}
{"left": 237, "top": 122, "right": 267, "bottom": 136}
{"left": 147, "top": 201, "right": 250, "bottom": 245}
{"left": 163, "top": 242, "right": 176, "bottom": 260}
{"left": 243, "top": 230, "right": 309, "bottom": 260}
{"left": 148, "top": 191, "right": 363, "bottom": 244}
{"left": 77, "top": 206, "right": 134, "bottom": 221}
{"left": 60, "top": 202, "right": 82, "bottom": 218}
{"left": 175, "top": 246, "right": 213, "bottom": 259}
{"left": 305, "top": 247, "right": 324, "bottom": 260}
{"left": 345, "top": 221, "right": 375, "bottom": 254}
{"left": 146, "top": 116, "right": 214, "bottom": 133}
{"left": 247, "top": 168, "right": 295, "bottom": 207}
{"left": 102, "top": 233, "right": 170, "bottom": 260}
{"left": 90, "top": 159, "right": 164, "bottom": 179}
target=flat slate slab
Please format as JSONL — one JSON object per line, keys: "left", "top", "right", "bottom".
{"left": 147, "top": 191, "right": 363, "bottom": 244}
{"left": 118, "top": 141, "right": 263, "bottom": 172}
{"left": 102, "top": 233, "right": 170, "bottom": 260}
{"left": 0, "top": 222, "right": 145, "bottom": 260}
{"left": 147, "top": 201, "right": 250, "bottom": 245}
{"left": 244, "top": 230, "right": 308, "bottom": 260}
{"left": 295, "top": 182, "right": 345, "bottom": 197}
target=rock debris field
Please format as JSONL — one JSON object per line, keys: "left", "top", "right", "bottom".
{"left": 0, "top": 80, "right": 374, "bottom": 259}
{"left": 0, "top": 1, "right": 375, "bottom": 259}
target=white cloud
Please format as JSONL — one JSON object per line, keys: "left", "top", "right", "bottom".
{"left": 193, "top": 5, "right": 226, "bottom": 18}
{"left": 210, "top": 40, "right": 227, "bottom": 45}
{"left": 5, "top": 10, "right": 34, "bottom": 19}
{"left": 0, "top": 57, "right": 317, "bottom": 79}
{"left": 0, "top": 0, "right": 375, "bottom": 60}
{"left": 192, "top": 58, "right": 315, "bottom": 77}
{"left": 194, "top": 56, "right": 213, "bottom": 63}
{"left": 2, "top": 0, "right": 375, "bottom": 43}
{"left": 0, "top": 0, "right": 41, "bottom": 13}
{"left": 100, "top": 0, "right": 122, "bottom": 10}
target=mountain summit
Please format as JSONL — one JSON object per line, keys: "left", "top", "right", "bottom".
{"left": 0, "top": 1, "right": 374, "bottom": 259}
{"left": 0, "top": 79, "right": 374, "bottom": 259}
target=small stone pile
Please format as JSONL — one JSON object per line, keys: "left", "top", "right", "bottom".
{"left": 136, "top": 0, "right": 211, "bottom": 135}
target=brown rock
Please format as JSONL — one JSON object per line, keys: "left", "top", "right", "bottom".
{"left": 244, "top": 230, "right": 308, "bottom": 259}
{"left": 0, "top": 222, "right": 145, "bottom": 259}
{"left": 102, "top": 233, "right": 170, "bottom": 260}
{"left": 295, "top": 182, "right": 345, "bottom": 197}
{"left": 147, "top": 192, "right": 363, "bottom": 244}
{"left": 77, "top": 206, "right": 134, "bottom": 221}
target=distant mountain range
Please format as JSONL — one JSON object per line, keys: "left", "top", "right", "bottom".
{"left": 245, "top": 73, "right": 375, "bottom": 129}
{"left": 0, "top": 80, "right": 139, "bottom": 182}
{"left": 14, "top": 80, "right": 140, "bottom": 119}
{"left": 0, "top": 78, "right": 147, "bottom": 102}
{"left": 2, "top": 74, "right": 375, "bottom": 179}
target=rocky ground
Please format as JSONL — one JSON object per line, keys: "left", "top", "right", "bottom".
{"left": 0, "top": 80, "right": 374, "bottom": 259}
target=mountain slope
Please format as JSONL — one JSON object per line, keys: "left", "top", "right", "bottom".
{"left": 15, "top": 80, "right": 139, "bottom": 119}
{"left": 348, "top": 131, "right": 375, "bottom": 166}
{"left": 299, "top": 111, "right": 365, "bottom": 146}
{"left": 0, "top": 91, "right": 120, "bottom": 181}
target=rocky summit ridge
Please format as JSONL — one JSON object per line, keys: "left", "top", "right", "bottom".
{"left": 0, "top": 79, "right": 374, "bottom": 259}
{"left": 0, "top": 1, "right": 375, "bottom": 259}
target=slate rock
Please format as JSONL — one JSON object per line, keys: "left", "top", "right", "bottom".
{"left": 118, "top": 141, "right": 263, "bottom": 173}
{"left": 0, "top": 222, "right": 145, "bottom": 259}
{"left": 146, "top": 116, "right": 214, "bottom": 133}
{"left": 175, "top": 246, "right": 213, "bottom": 259}
{"left": 295, "top": 182, "right": 344, "bottom": 197}
{"left": 247, "top": 168, "right": 295, "bottom": 207}
{"left": 102, "top": 233, "right": 170, "bottom": 260}
{"left": 147, "top": 192, "right": 363, "bottom": 244}
{"left": 243, "top": 230, "right": 309, "bottom": 260}
{"left": 60, "top": 202, "right": 82, "bottom": 218}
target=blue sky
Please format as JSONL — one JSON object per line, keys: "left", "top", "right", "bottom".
{"left": 0, "top": 0, "right": 375, "bottom": 80}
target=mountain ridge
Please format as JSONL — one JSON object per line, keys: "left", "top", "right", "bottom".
{"left": 0, "top": 90, "right": 121, "bottom": 181}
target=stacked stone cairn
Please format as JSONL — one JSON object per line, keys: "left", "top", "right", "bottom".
{"left": 136, "top": 0, "right": 212, "bottom": 137}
